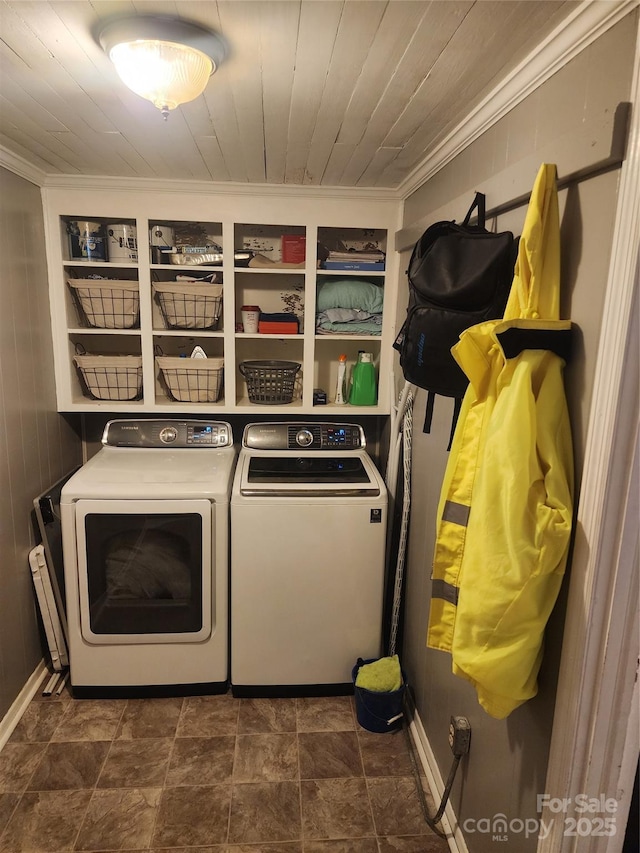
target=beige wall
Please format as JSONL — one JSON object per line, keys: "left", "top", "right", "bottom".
{"left": 396, "top": 13, "right": 638, "bottom": 853}
{"left": 0, "top": 167, "right": 82, "bottom": 718}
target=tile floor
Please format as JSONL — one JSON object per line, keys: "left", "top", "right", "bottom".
{"left": 0, "top": 683, "right": 449, "bottom": 852}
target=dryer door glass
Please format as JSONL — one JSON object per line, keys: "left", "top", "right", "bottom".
{"left": 74, "top": 499, "right": 213, "bottom": 644}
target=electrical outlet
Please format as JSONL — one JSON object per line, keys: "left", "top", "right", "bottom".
{"left": 449, "top": 715, "right": 471, "bottom": 756}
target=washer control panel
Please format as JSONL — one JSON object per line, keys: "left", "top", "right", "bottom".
{"left": 243, "top": 422, "right": 365, "bottom": 451}
{"left": 103, "top": 420, "right": 233, "bottom": 448}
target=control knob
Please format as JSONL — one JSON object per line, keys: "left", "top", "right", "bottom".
{"left": 159, "top": 426, "right": 178, "bottom": 444}
{"left": 295, "top": 428, "right": 314, "bottom": 448}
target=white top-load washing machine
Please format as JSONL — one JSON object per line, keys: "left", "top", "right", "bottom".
{"left": 231, "top": 422, "right": 387, "bottom": 697}
{"left": 60, "top": 419, "right": 236, "bottom": 698}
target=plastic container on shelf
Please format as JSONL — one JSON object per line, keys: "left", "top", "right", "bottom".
{"left": 348, "top": 351, "right": 377, "bottom": 406}
{"left": 239, "top": 360, "right": 301, "bottom": 404}
{"left": 67, "top": 220, "right": 107, "bottom": 262}
{"left": 335, "top": 353, "right": 347, "bottom": 404}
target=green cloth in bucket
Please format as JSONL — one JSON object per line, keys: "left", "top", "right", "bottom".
{"left": 355, "top": 655, "right": 402, "bottom": 692}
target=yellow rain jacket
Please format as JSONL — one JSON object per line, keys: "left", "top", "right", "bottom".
{"left": 427, "top": 164, "right": 574, "bottom": 719}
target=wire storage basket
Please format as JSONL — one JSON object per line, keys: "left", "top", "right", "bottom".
{"left": 74, "top": 353, "right": 143, "bottom": 401}
{"left": 154, "top": 282, "right": 223, "bottom": 330}
{"left": 240, "top": 360, "right": 301, "bottom": 404}
{"left": 67, "top": 279, "right": 140, "bottom": 329}
{"left": 157, "top": 356, "right": 224, "bottom": 403}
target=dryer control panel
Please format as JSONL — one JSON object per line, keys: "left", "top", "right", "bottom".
{"left": 103, "top": 419, "right": 233, "bottom": 448}
{"left": 243, "top": 422, "right": 365, "bottom": 451}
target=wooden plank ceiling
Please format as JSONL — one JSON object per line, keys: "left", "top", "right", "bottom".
{"left": 0, "top": 0, "right": 579, "bottom": 188}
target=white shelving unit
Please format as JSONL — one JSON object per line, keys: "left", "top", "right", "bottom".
{"left": 43, "top": 184, "right": 399, "bottom": 414}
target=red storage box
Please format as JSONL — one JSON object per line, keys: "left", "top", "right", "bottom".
{"left": 281, "top": 235, "right": 306, "bottom": 264}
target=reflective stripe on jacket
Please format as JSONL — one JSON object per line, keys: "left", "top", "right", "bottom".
{"left": 427, "top": 164, "right": 574, "bottom": 719}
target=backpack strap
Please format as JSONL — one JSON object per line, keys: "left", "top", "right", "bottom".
{"left": 447, "top": 398, "right": 463, "bottom": 450}
{"left": 423, "top": 391, "right": 435, "bottom": 433}
{"left": 423, "top": 393, "right": 462, "bottom": 447}
{"left": 462, "top": 192, "right": 486, "bottom": 228}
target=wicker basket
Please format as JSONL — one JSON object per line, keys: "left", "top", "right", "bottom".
{"left": 74, "top": 354, "right": 143, "bottom": 401}
{"left": 239, "top": 360, "right": 301, "bottom": 404}
{"left": 67, "top": 279, "right": 139, "bottom": 329}
{"left": 154, "top": 282, "right": 223, "bottom": 330}
{"left": 157, "top": 356, "right": 224, "bottom": 403}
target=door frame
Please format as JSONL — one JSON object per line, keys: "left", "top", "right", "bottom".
{"left": 538, "top": 21, "right": 640, "bottom": 853}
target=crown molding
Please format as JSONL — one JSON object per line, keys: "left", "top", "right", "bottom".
{"left": 397, "top": 0, "right": 639, "bottom": 200}
{"left": 0, "top": 146, "right": 47, "bottom": 187}
{"left": 40, "top": 172, "right": 401, "bottom": 202}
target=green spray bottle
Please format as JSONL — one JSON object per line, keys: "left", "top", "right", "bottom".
{"left": 348, "top": 351, "right": 377, "bottom": 406}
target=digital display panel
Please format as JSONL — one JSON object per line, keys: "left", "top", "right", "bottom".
{"left": 189, "top": 425, "right": 214, "bottom": 443}
{"left": 326, "top": 427, "right": 347, "bottom": 445}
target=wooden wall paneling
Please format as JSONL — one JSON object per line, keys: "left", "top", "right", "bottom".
{"left": 320, "top": 140, "right": 358, "bottom": 186}
{"left": 9, "top": 2, "right": 116, "bottom": 134}
{"left": 330, "top": 0, "right": 429, "bottom": 186}
{"left": 175, "top": 1, "right": 250, "bottom": 183}
{"left": 181, "top": 97, "right": 232, "bottom": 183}
{"left": 217, "top": 0, "right": 268, "bottom": 184}
{"left": 0, "top": 102, "right": 80, "bottom": 174}
{"left": 302, "top": 0, "right": 385, "bottom": 186}
{"left": 0, "top": 3, "right": 163, "bottom": 176}
{"left": 340, "top": 0, "right": 474, "bottom": 186}
{"left": 284, "top": 0, "right": 344, "bottom": 184}
{"left": 257, "top": 1, "right": 299, "bottom": 184}
{"left": 380, "top": 0, "right": 579, "bottom": 185}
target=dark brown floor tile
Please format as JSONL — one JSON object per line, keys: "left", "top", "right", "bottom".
{"left": 177, "top": 695, "right": 239, "bottom": 737}
{"left": 228, "top": 781, "right": 301, "bottom": 844}
{"left": 367, "top": 777, "right": 430, "bottom": 837}
{"left": 75, "top": 787, "right": 161, "bottom": 850}
{"left": 166, "top": 736, "right": 235, "bottom": 786}
{"left": 304, "top": 840, "right": 378, "bottom": 852}
{"left": 27, "top": 740, "right": 110, "bottom": 791}
{"left": 357, "top": 728, "right": 414, "bottom": 777}
{"left": 9, "top": 701, "right": 67, "bottom": 743}
{"left": 227, "top": 845, "right": 302, "bottom": 852}
{"left": 0, "top": 789, "right": 91, "bottom": 852}
{"left": 51, "top": 699, "right": 125, "bottom": 742}
{"left": 98, "top": 737, "right": 173, "bottom": 788}
{"left": 233, "top": 733, "right": 298, "bottom": 783}
{"left": 116, "top": 697, "right": 184, "bottom": 739}
{"left": 296, "top": 697, "right": 356, "bottom": 733}
{"left": 378, "top": 835, "right": 450, "bottom": 852}
{"left": 238, "top": 698, "right": 297, "bottom": 733}
{"left": 301, "top": 778, "right": 374, "bottom": 840}
{"left": 152, "top": 784, "right": 232, "bottom": 847}
{"left": 0, "top": 792, "right": 20, "bottom": 833}
{"left": 299, "top": 731, "right": 363, "bottom": 779}
{"left": 149, "top": 848, "right": 224, "bottom": 853}
{"left": 0, "top": 743, "right": 47, "bottom": 792}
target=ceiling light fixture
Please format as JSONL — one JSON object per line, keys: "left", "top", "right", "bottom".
{"left": 99, "top": 16, "right": 227, "bottom": 120}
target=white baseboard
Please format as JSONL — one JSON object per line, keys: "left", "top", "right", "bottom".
{"left": 406, "top": 699, "right": 469, "bottom": 853}
{"left": 0, "top": 660, "right": 48, "bottom": 751}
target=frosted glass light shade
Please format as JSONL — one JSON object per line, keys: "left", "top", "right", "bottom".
{"left": 99, "top": 16, "right": 227, "bottom": 118}
{"left": 109, "top": 40, "right": 213, "bottom": 112}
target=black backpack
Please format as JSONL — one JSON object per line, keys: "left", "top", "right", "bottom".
{"left": 394, "top": 193, "right": 518, "bottom": 443}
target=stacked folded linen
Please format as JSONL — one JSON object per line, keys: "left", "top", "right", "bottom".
{"left": 316, "top": 279, "right": 383, "bottom": 335}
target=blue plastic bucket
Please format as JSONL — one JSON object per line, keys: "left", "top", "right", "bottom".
{"left": 352, "top": 658, "right": 406, "bottom": 733}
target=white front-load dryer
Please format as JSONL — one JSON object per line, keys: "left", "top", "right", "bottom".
{"left": 60, "top": 419, "right": 236, "bottom": 698}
